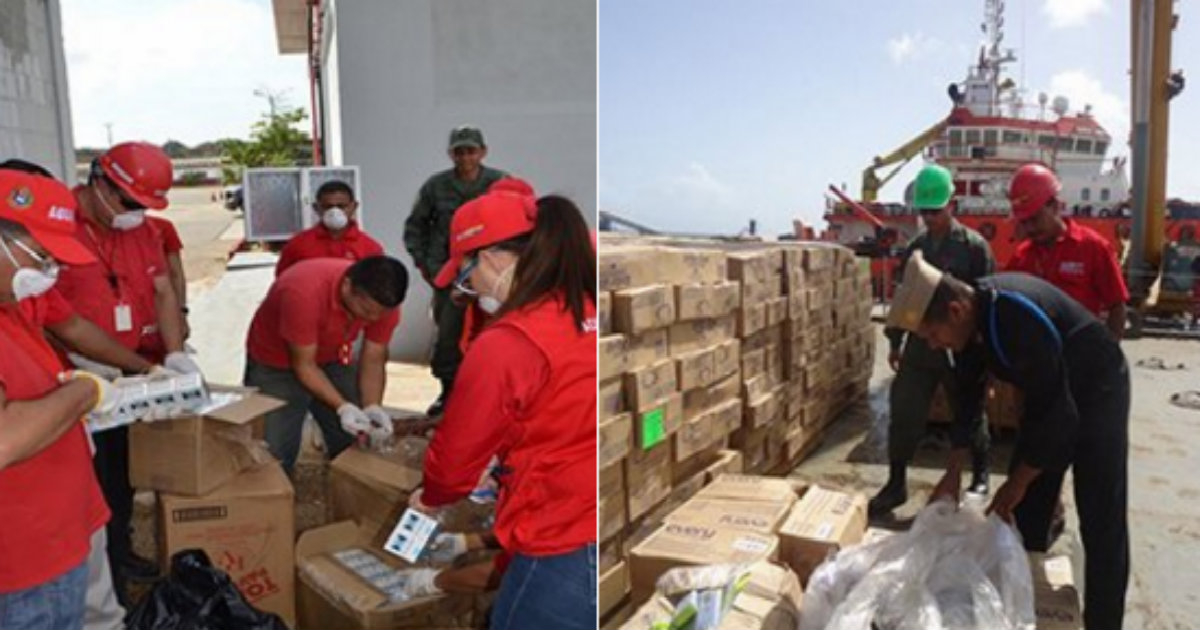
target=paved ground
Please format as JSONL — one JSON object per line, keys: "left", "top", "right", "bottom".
{"left": 788, "top": 324, "right": 1200, "bottom": 628}
{"left": 161, "top": 185, "right": 241, "bottom": 293}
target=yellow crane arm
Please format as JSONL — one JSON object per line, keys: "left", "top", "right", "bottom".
{"left": 861, "top": 117, "right": 950, "bottom": 202}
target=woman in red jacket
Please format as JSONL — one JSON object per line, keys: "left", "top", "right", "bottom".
{"left": 410, "top": 183, "right": 597, "bottom": 630}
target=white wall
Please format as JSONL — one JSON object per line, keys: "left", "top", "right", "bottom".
{"left": 328, "top": 0, "right": 596, "bottom": 361}
{"left": 0, "top": 0, "right": 76, "bottom": 182}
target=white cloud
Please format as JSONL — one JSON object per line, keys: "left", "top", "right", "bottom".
{"left": 887, "top": 33, "right": 943, "bottom": 65}
{"left": 1042, "top": 0, "right": 1108, "bottom": 28}
{"left": 1048, "top": 70, "right": 1129, "bottom": 153}
{"left": 660, "top": 162, "right": 734, "bottom": 206}
{"left": 60, "top": 0, "right": 309, "bottom": 147}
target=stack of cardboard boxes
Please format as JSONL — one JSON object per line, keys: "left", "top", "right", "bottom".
{"left": 128, "top": 386, "right": 297, "bottom": 626}
{"left": 598, "top": 237, "right": 877, "bottom": 627}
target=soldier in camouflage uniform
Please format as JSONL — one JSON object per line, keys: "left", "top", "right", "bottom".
{"left": 870, "top": 164, "right": 995, "bottom": 518}
{"left": 404, "top": 126, "right": 506, "bottom": 416}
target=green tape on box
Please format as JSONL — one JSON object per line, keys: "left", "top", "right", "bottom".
{"left": 641, "top": 406, "right": 666, "bottom": 449}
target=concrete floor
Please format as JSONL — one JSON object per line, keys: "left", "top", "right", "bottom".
{"left": 786, "top": 324, "right": 1200, "bottom": 628}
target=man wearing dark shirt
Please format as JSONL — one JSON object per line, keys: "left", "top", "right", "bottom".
{"left": 887, "top": 251, "right": 1129, "bottom": 630}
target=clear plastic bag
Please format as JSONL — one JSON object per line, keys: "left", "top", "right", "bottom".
{"left": 800, "top": 499, "right": 1035, "bottom": 630}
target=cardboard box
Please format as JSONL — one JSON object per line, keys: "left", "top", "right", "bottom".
{"left": 704, "top": 450, "right": 745, "bottom": 482}
{"left": 742, "top": 347, "right": 767, "bottom": 381}
{"left": 803, "top": 246, "right": 835, "bottom": 271}
{"left": 628, "top": 522, "right": 777, "bottom": 604}
{"left": 806, "top": 287, "right": 831, "bottom": 313}
{"left": 599, "top": 462, "right": 627, "bottom": 542}
{"left": 599, "top": 335, "right": 629, "bottom": 381}
{"left": 737, "top": 303, "right": 768, "bottom": 338}
{"left": 634, "top": 394, "right": 683, "bottom": 450}
{"left": 709, "top": 398, "right": 744, "bottom": 436}
{"left": 742, "top": 374, "right": 773, "bottom": 405}
{"left": 696, "top": 474, "right": 798, "bottom": 506}
{"left": 675, "top": 281, "right": 741, "bottom": 320}
{"left": 624, "top": 443, "right": 672, "bottom": 521}
{"left": 676, "top": 346, "right": 718, "bottom": 390}
{"left": 602, "top": 599, "right": 635, "bottom": 630}
{"left": 624, "top": 359, "right": 678, "bottom": 413}
{"left": 159, "top": 463, "right": 295, "bottom": 625}
{"left": 672, "top": 407, "right": 718, "bottom": 463}
{"left": 600, "top": 377, "right": 625, "bottom": 421}
{"left": 777, "top": 485, "right": 868, "bottom": 583}
{"left": 712, "top": 339, "right": 740, "bottom": 379}
{"left": 129, "top": 386, "right": 284, "bottom": 495}
{"left": 655, "top": 247, "right": 728, "bottom": 285}
{"left": 727, "top": 251, "right": 776, "bottom": 285}
{"left": 620, "top": 561, "right": 802, "bottom": 630}
{"left": 600, "top": 412, "right": 633, "bottom": 469}
{"left": 643, "top": 470, "right": 707, "bottom": 527}
{"left": 599, "top": 291, "right": 612, "bottom": 335}
{"left": 600, "top": 561, "right": 631, "bottom": 620}
{"left": 683, "top": 371, "right": 740, "bottom": 418}
{"left": 663, "top": 498, "right": 792, "bottom": 535}
{"left": 613, "top": 284, "right": 677, "bottom": 334}
{"left": 600, "top": 246, "right": 659, "bottom": 291}
{"left": 766, "top": 297, "right": 788, "bottom": 327}
{"left": 669, "top": 444, "right": 723, "bottom": 485}
{"left": 627, "top": 328, "right": 670, "bottom": 368}
{"left": 668, "top": 315, "right": 737, "bottom": 355}
{"left": 328, "top": 440, "right": 425, "bottom": 540}
{"left": 745, "top": 391, "right": 782, "bottom": 429}
{"left": 295, "top": 521, "right": 479, "bottom": 630}
{"left": 1030, "top": 553, "right": 1082, "bottom": 630}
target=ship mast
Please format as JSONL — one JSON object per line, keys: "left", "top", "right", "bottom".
{"left": 965, "top": 0, "right": 1018, "bottom": 116}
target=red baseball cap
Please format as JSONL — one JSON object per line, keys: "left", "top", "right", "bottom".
{"left": 434, "top": 182, "right": 537, "bottom": 289}
{"left": 0, "top": 171, "right": 96, "bottom": 265}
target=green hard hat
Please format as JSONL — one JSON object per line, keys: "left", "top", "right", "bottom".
{"left": 912, "top": 164, "right": 954, "bottom": 210}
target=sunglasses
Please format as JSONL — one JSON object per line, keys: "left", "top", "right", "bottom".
{"left": 3, "top": 236, "right": 58, "bottom": 274}
{"left": 453, "top": 256, "right": 479, "bottom": 296}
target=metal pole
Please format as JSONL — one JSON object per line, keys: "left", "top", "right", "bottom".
{"left": 1129, "top": 0, "right": 1154, "bottom": 300}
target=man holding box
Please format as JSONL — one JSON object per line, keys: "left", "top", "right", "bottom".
{"left": 244, "top": 256, "right": 409, "bottom": 474}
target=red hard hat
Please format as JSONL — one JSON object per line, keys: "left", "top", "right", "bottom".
{"left": 98, "top": 142, "right": 173, "bottom": 209}
{"left": 1008, "top": 163, "right": 1060, "bottom": 221}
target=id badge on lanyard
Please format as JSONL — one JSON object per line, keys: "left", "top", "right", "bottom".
{"left": 114, "top": 302, "right": 133, "bottom": 332}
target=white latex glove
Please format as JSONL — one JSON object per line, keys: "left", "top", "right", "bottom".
{"left": 428, "top": 533, "right": 469, "bottom": 564}
{"left": 67, "top": 353, "right": 122, "bottom": 381}
{"left": 363, "top": 405, "right": 395, "bottom": 442}
{"left": 400, "top": 568, "right": 443, "bottom": 600}
{"left": 163, "top": 351, "right": 202, "bottom": 376}
{"left": 59, "top": 370, "right": 119, "bottom": 414}
{"left": 337, "top": 403, "right": 373, "bottom": 435}
{"left": 147, "top": 364, "right": 181, "bottom": 380}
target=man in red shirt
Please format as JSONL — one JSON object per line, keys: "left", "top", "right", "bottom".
{"left": 148, "top": 214, "right": 188, "bottom": 337}
{"left": 1006, "top": 163, "right": 1129, "bottom": 339}
{"left": 55, "top": 142, "right": 197, "bottom": 601}
{"left": 0, "top": 170, "right": 136, "bottom": 630}
{"left": 245, "top": 256, "right": 408, "bottom": 474}
{"left": 275, "top": 180, "right": 385, "bottom": 276}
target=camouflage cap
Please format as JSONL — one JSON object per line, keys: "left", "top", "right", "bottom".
{"left": 885, "top": 250, "right": 945, "bottom": 332}
{"left": 449, "top": 125, "right": 485, "bottom": 150}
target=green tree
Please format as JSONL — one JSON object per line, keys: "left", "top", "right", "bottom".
{"left": 220, "top": 105, "right": 312, "bottom": 184}
{"left": 162, "top": 139, "right": 189, "bottom": 158}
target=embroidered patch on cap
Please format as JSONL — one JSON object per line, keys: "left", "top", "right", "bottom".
{"left": 7, "top": 186, "right": 32, "bottom": 210}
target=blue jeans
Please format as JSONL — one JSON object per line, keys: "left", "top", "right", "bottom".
{"left": 491, "top": 544, "right": 597, "bottom": 630}
{"left": 244, "top": 359, "right": 359, "bottom": 474}
{"left": 0, "top": 563, "right": 88, "bottom": 630}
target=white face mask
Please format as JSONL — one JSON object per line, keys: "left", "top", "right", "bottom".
{"left": 321, "top": 207, "right": 350, "bottom": 231}
{"left": 1, "top": 237, "right": 59, "bottom": 301}
{"left": 111, "top": 210, "right": 146, "bottom": 231}
{"left": 478, "top": 261, "right": 515, "bottom": 314}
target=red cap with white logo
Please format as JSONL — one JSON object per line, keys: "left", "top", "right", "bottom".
{"left": 434, "top": 178, "right": 537, "bottom": 288}
{"left": 0, "top": 171, "right": 96, "bottom": 265}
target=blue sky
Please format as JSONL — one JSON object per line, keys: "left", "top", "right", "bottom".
{"left": 60, "top": 0, "right": 308, "bottom": 148}
{"left": 599, "top": 0, "right": 1200, "bottom": 236}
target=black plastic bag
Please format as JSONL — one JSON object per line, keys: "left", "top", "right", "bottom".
{"left": 126, "top": 549, "right": 290, "bottom": 630}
